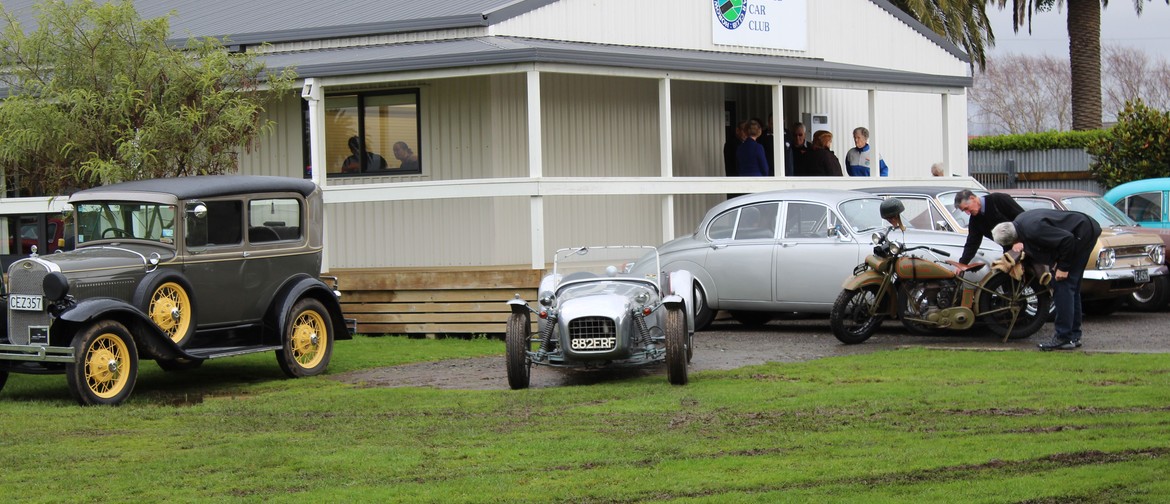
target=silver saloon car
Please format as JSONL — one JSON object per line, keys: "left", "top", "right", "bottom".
{"left": 629, "top": 189, "right": 1002, "bottom": 330}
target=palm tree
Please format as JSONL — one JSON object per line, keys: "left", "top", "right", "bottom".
{"left": 992, "top": 0, "right": 1169, "bottom": 130}
{"left": 890, "top": 0, "right": 997, "bottom": 70}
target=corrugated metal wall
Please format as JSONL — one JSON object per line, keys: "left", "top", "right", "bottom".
{"left": 969, "top": 149, "right": 1106, "bottom": 193}
{"left": 491, "top": 0, "right": 968, "bottom": 78}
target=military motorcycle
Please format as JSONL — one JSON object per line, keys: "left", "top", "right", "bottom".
{"left": 829, "top": 225, "right": 1052, "bottom": 344}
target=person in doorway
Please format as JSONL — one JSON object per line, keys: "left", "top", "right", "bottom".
{"left": 341, "top": 136, "right": 389, "bottom": 173}
{"left": 992, "top": 210, "right": 1102, "bottom": 351}
{"left": 735, "top": 120, "right": 769, "bottom": 177}
{"left": 797, "top": 130, "right": 843, "bottom": 177}
{"left": 789, "top": 122, "right": 812, "bottom": 176}
{"left": 723, "top": 121, "right": 746, "bottom": 177}
{"left": 844, "top": 127, "right": 889, "bottom": 177}
{"left": 393, "top": 141, "right": 420, "bottom": 171}
{"left": 931, "top": 162, "right": 945, "bottom": 177}
{"left": 953, "top": 189, "right": 1025, "bottom": 269}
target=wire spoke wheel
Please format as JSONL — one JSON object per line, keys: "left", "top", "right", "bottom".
{"left": 66, "top": 320, "right": 138, "bottom": 406}
{"left": 149, "top": 282, "right": 192, "bottom": 344}
{"left": 277, "top": 298, "right": 334, "bottom": 378}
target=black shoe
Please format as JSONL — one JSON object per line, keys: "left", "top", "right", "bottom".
{"left": 1072, "top": 340, "right": 1083, "bottom": 348}
{"left": 1038, "top": 338, "right": 1076, "bottom": 351}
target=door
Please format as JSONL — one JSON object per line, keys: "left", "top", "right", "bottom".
{"left": 702, "top": 202, "right": 779, "bottom": 306}
{"left": 774, "top": 202, "right": 863, "bottom": 311}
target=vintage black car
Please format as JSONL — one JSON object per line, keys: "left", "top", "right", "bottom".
{"left": 0, "top": 176, "right": 349, "bottom": 405}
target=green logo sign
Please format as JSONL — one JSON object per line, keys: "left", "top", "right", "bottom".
{"left": 714, "top": 0, "right": 744, "bottom": 30}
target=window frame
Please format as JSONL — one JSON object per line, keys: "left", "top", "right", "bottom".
{"left": 302, "top": 88, "right": 423, "bottom": 179}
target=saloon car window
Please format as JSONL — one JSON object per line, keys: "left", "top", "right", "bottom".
{"left": 75, "top": 202, "right": 176, "bottom": 245}
{"left": 1118, "top": 191, "right": 1163, "bottom": 223}
{"left": 838, "top": 198, "right": 885, "bottom": 232}
{"left": 186, "top": 200, "right": 242, "bottom": 248}
{"left": 248, "top": 198, "right": 303, "bottom": 243}
{"left": 1063, "top": 196, "right": 1136, "bottom": 227}
{"left": 733, "top": 203, "right": 778, "bottom": 240}
{"left": 707, "top": 210, "right": 736, "bottom": 240}
{"left": 784, "top": 203, "right": 830, "bottom": 238}
{"left": 1015, "top": 198, "right": 1056, "bottom": 211}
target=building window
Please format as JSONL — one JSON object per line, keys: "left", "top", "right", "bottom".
{"left": 302, "top": 89, "right": 421, "bottom": 178}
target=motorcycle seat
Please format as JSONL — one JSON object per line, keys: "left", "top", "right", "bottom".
{"left": 965, "top": 262, "right": 986, "bottom": 273}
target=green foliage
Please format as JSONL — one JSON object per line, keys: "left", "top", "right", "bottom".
{"left": 968, "top": 130, "right": 1108, "bottom": 151}
{"left": 0, "top": 0, "right": 296, "bottom": 195}
{"left": 1088, "top": 99, "right": 1170, "bottom": 188}
{"left": 3, "top": 342, "right": 1170, "bottom": 502}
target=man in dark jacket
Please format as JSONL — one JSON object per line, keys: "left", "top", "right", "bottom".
{"left": 954, "top": 190, "right": 1025, "bottom": 267}
{"left": 992, "top": 210, "right": 1102, "bottom": 351}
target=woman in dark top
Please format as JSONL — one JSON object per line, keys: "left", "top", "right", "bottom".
{"left": 797, "top": 130, "right": 843, "bottom": 177}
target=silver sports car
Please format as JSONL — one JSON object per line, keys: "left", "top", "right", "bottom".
{"left": 628, "top": 189, "right": 1003, "bottom": 330}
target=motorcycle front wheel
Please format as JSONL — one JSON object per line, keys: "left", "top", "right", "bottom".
{"left": 979, "top": 273, "right": 1052, "bottom": 340}
{"left": 830, "top": 286, "right": 885, "bottom": 344}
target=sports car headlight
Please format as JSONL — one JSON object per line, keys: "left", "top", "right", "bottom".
{"left": 1148, "top": 244, "right": 1166, "bottom": 265}
{"left": 1097, "top": 248, "right": 1116, "bottom": 269}
{"left": 539, "top": 292, "right": 555, "bottom": 307}
{"left": 634, "top": 292, "right": 650, "bottom": 305}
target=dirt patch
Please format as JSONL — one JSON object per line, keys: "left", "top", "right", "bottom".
{"left": 330, "top": 311, "right": 1170, "bottom": 390}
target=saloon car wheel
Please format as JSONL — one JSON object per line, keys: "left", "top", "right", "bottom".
{"left": 830, "top": 286, "right": 885, "bottom": 345}
{"left": 66, "top": 321, "right": 138, "bottom": 406}
{"left": 979, "top": 273, "right": 1051, "bottom": 340}
{"left": 147, "top": 281, "right": 195, "bottom": 346}
{"left": 693, "top": 283, "right": 715, "bottom": 331}
{"left": 1127, "top": 276, "right": 1169, "bottom": 312}
{"left": 276, "top": 298, "right": 334, "bottom": 378}
{"left": 729, "top": 311, "right": 772, "bottom": 327}
{"left": 664, "top": 306, "right": 688, "bottom": 386}
{"left": 505, "top": 312, "right": 532, "bottom": 390}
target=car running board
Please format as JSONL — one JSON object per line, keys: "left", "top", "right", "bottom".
{"left": 184, "top": 345, "right": 283, "bottom": 360}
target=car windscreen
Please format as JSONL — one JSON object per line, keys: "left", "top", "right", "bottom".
{"left": 838, "top": 198, "right": 886, "bottom": 233}
{"left": 1062, "top": 196, "right": 1138, "bottom": 227}
{"left": 75, "top": 202, "right": 177, "bottom": 245}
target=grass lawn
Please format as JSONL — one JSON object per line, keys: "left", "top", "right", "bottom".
{"left": 2, "top": 336, "right": 1168, "bottom": 503}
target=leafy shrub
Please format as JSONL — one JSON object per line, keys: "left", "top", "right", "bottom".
{"left": 1088, "top": 99, "right": 1170, "bottom": 188}
{"left": 968, "top": 130, "right": 1107, "bottom": 151}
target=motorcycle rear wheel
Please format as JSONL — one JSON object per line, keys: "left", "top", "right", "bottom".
{"left": 979, "top": 273, "right": 1051, "bottom": 340}
{"left": 830, "top": 286, "right": 885, "bottom": 344}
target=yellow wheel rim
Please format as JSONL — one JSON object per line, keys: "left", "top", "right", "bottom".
{"left": 84, "top": 333, "right": 131, "bottom": 399}
{"left": 149, "top": 282, "right": 191, "bottom": 343}
{"left": 291, "top": 309, "right": 327, "bottom": 369}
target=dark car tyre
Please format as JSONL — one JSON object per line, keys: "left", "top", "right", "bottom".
{"left": 505, "top": 312, "right": 532, "bottom": 390}
{"left": 66, "top": 320, "right": 138, "bottom": 406}
{"left": 133, "top": 273, "right": 197, "bottom": 347}
{"left": 830, "top": 286, "right": 885, "bottom": 345}
{"left": 665, "top": 306, "right": 688, "bottom": 385}
{"left": 692, "top": 282, "right": 715, "bottom": 331}
{"left": 729, "top": 310, "right": 773, "bottom": 327}
{"left": 979, "top": 273, "right": 1051, "bottom": 340}
{"left": 276, "top": 298, "right": 333, "bottom": 378}
{"left": 1128, "top": 276, "right": 1169, "bottom": 312}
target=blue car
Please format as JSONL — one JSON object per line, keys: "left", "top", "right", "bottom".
{"left": 1104, "top": 178, "right": 1170, "bottom": 229}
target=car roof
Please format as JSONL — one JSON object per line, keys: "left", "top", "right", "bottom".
{"left": 69, "top": 175, "right": 318, "bottom": 202}
{"left": 858, "top": 185, "right": 984, "bottom": 197}
{"left": 710, "top": 189, "right": 878, "bottom": 213}
{"left": 1102, "top": 177, "right": 1170, "bottom": 203}
{"left": 1000, "top": 188, "right": 1100, "bottom": 199}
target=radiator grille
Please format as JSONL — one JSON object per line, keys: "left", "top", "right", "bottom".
{"left": 7, "top": 260, "right": 53, "bottom": 346}
{"left": 568, "top": 317, "right": 616, "bottom": 339}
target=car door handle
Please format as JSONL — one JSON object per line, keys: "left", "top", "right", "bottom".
{"left": 243, "top": 251, "right": 250, "bottom": 258}
{"left": 710, "top": 244, "right": 727, "bottom": 250}
{"left": 781, "top": 242, "right": 797, "bottom": 247}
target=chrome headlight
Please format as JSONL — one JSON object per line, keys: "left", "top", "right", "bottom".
{"left": 539, "top": 292, "right": 555, "bottom": 307}
{"left": 1097, "top": 248, "right": 1116, "bottom": 269}
{"left": 871, "top": 232, "right": 883, "bottom": 245}
{"left": 1148, "top": 244, "right": 1166, "bottom": 265}
{"left": 889, "top": 242, "right": 902, "bottom": 255}
{"left": 634, "top": 291, "right": 650, "bottom": 305}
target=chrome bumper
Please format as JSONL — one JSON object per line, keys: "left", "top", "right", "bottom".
{"left": 0, "top": 343, "right": 75, "bottom": 363}
{"left": 1083, "top": 264, "right": 1168, "bottom": 281}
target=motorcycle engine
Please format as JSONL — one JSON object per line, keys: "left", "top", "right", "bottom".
{"left": 905, "top": 281, "right": 956, "bottom": 315}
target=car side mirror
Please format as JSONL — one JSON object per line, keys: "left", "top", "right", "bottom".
{"left": 189, "top": 203, "right": 208, "bottom": 219}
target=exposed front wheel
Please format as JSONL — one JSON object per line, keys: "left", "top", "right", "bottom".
{"left": 1128, "top": 276, "right": 1169, "bottom": 312}
{"left": 505, "top": 312, "right": 532, "bottom": 390}
{"left": 66, "top": 321, "right": 138, "bottom": 406}
{"left": 830, "top": 286, "right": 885, "bottom": 344}
{"left": 979, "top": 273, "right": 1052, "bottom": 340}
{"left": 692, "top": 283, "right": 715, "bottom": 331}
{"left": 276, "top": 298, "right": 334, "bottom": 378}
{"left": 664, "top": 306, "right": 688, "bottom": 385}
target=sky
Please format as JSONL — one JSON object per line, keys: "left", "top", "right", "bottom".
{"left": 983, "top": 3, "right": 1170, "bottom": 59}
